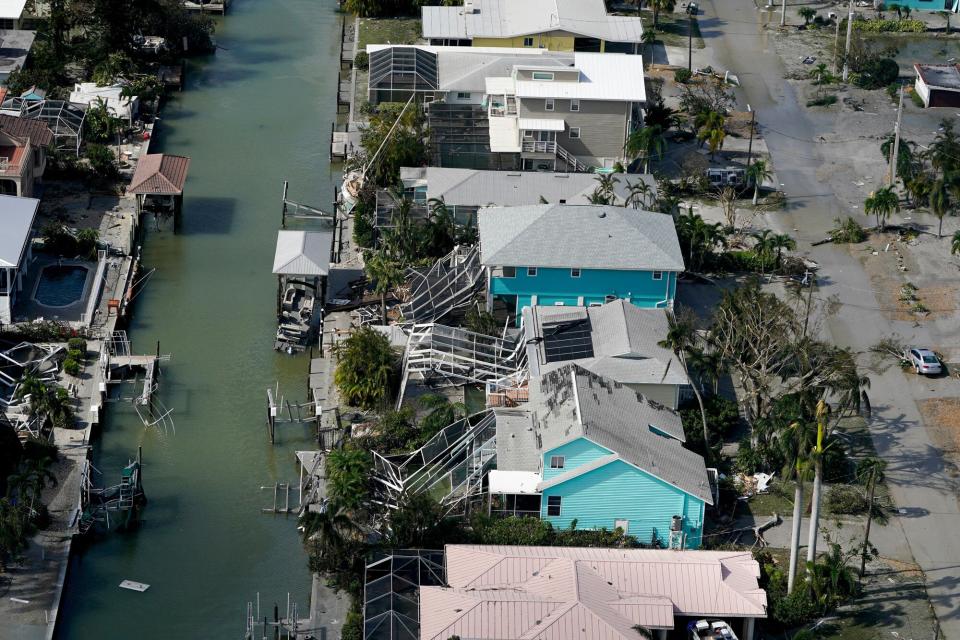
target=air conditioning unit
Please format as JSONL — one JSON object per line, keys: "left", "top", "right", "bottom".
{"left": 463, "top": 1, "right": 479, "bottom": 14}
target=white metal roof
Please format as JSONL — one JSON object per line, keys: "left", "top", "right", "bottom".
{"left": 518, "top": 117, "right": 565, "bottom": 131}
{"left": 272, "top": 230, "right": 332, "bottom": 276}
{"left": 0, "top": 0, "right": 26, "bottom": 20}
{"left": 0, "top": 195, "right": 38, "bottom": 268}
{"left": 488, "top": 116, "right": 521, "bottom": 152}
{"left": 69, "top": 83, "right": 138, "bottom": 120}
{"left": 514, "top": 52, "right": 646, "bottom": 102}
{"left": 488, "top": 469, "right": 541, "bottom": 494}
{"left": 422, "top": 0, "right": 644, "bottom": 43}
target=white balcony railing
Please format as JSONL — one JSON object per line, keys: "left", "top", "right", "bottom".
{"left": 521, "top": 140, "right": 556, "bottom": 154}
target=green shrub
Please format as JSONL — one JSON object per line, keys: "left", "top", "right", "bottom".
{"left": 352, "top": 205, "right": 376, "bottom": 248}
{"left": 674, "top": 68, "right": 692, "bottom": 84}
{"left": 806, "top": 94, "right": 837, "bottom": 107}
{"left": 772, "top": 588, "right": 821, "bottom": 627}
{"left": 67, "top": 337, "right": 87, "bottom": 353}
{"left": 853, "top": 18, "right": 925, "bottom": 32}
{"left": 67, "top": 349, "right": 83, "bottom": 362}
{"left": 354, "top": 50, "right": 369, "bottom": 71}
{"left": 63, "top": 358, "right": 80, "bottom": 376}
{"left": 854, "top": 58, "right": 900, "bottom": 89}
{"left": 825, "top": 485, "right": 869, "bottom": 515}
{"left": 910, "top": 87, "right": 925, "bottom": 107}
{"left": 85, "top": 144, "right": 118, "bottom": 180}
{"left": 831, "top": 216, "right": 867, "bottom": 243}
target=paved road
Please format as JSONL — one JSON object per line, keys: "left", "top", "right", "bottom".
{"left": 699, "top": 0, "right": 960, "bottom": 635}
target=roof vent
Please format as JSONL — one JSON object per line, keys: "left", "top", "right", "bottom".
{"left": 597, "top": 211, "right": 606, "bottom": 218}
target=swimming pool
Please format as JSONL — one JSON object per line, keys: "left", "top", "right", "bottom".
{"left": 34, "top": 265, "right": 89, "bottom": 307}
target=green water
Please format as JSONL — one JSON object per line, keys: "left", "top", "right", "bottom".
{"left": 56, "top": 1, "right": 342, "bottom": 636}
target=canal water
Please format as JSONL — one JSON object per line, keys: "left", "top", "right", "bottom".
{"left": 56, "top": 0, "right": 342, "bottom": 636}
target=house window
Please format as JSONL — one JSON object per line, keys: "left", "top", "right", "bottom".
{"left": 532, "top": 71, "right": 555, "bottom": 81}
{"left": 523, "top": 37, "right": 534, "bottom": 47}
{"left": 527, "top": 267, "right": 538, "bottom": 277}
{"left": 502, "top": 266, "right": 516, "bottom": 278}
{"left": 568, "top": 127, "right": 581, "bottom": 139}
{"left": 547, "top": 495, "right": 562, "bottom": 516}
{"left": 570, "top": 268, "right": 581, "bottom": 278}
{"left": 570, "top": 99, "right": 580, "bottom": 112}
{"left": 652, "top": 270, "right": 663, "bottom": 280}
{"left": 456, "top": 92, "right": 471, "bottom": 100}
{"left": 550, "top": 456, "right": 565, "bottom": 469}
{"left": 523, "top": 130, "right": 534, "bottom": 139}
{"left": 545, "top": 98, "right": 555, "bottom": 111}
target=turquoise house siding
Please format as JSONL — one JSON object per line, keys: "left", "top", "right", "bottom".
{"left": 490, "top": 267, "right": 677, "bottom": 321}
{"left": 893, "top": 0, "right": 951, "bottom": 10}
{"left": 539, "top": 445, "right": 706, "bottom": 549}
{"left": 541, "top": 439, "right": 614, "bottom": 481}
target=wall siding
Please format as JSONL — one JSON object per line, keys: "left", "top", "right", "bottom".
{"left": 540, "top": 458, "right": 705, "bottom": 548}
{"left": 490, "top": 268, "right": 677, "bottom": 320}
{"left": 519, "top": 98, "right": 630, "bottom": 162}
{"left": 626, "top": 383, "right": 678, "bottom": 410}
{"left": 541, "top": 438, "right": 614, "bottom": 481}
{"left": 472, "top": 31, "right": 577, "bottom": 50}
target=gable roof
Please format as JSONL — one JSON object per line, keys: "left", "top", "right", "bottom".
{"left": 510, "top": 52, "right": 647, "bottom": 102}
{"left": 422, "top": 0, "right": 644, "bottom": 44}
{"left": 479, "top": 204, "right": 684, "bottom": 271}
{"left": 420, "top": 545, "right": 767, "bottom": 640}
{"left": 524, "top": 300, "right": 689, "bottom": 386}
{"left": 0, "top": 195, "right": 38, "bottom": 268}
{"left": 272, "top": 230, "right": 332, "bottom": 276}
{"left": 402, "top": 166, "right": 656, "bottom": 209}
{"left": 534, "top": 365, "right": 711, "bottom": 503}
{"left": 128, "top": 154, "right": 190, "bottom": 195}
{"left": 0, "top": 113, "right": 52, "bottom": 147}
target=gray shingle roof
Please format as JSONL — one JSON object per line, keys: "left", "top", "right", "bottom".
{"left": 406, "top": 167, "right": 656, "bottom": 209}
{"left": 533, "top": 365, "right": 712, "bottom": 504}
{"left": 478, "top": 204, "right": 684, "bottom": 271}
{"left": 0, "top": 195, "right": 38, "bottom": 268}
{"left": 524, "top": 300, "right": 690, "bottom": 386}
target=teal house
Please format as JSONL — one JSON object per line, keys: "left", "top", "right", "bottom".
{"left": 892, "top": 0, "right": 956, "bottom": 11}
{"left": 490, "top": 365, "right": 714, "bottom": 549}
{"left": 477, "top": 204, "right": 684, "bottom": 323}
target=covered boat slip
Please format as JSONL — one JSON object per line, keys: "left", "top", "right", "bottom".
{"left": 272, "top": 229, "right": 333, "bottom": 353}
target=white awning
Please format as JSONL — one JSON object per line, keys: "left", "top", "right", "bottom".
{"left": 272, "top": 230, "right": 332, "bottom": 276}
{"left": 519, "top": 118, "right": 565, "bottom": 132}
{"left": 488, "top": 470, "right": 541, "bottom": 494}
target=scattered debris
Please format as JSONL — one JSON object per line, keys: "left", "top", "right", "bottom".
{"left": 119, "top": 580, "right": 150, "bottom": 592}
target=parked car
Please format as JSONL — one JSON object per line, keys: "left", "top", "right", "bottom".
{"left": 906, "top": 348, "right": 942, "bottom": 375}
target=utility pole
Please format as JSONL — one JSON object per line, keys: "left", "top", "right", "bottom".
{"left": 842, "top": 0, "right": 854, "bottom": 82}
{"left": 746, "top": 104, "right": 756, "bottom": 167}
{"left": 688, "top": 14, "right": 693, "bottom": 72}
{"left": 833, "top": 16, "right": 841, "bottom": 73}
{"left": 889, "top": 86, "right": 904, "bottom": 186}
{"left": 780, "top": 0, "right": 786, "bottom": 27}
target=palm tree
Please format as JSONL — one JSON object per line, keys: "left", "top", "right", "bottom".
{"left": 299, "top": 501, "right": 358, "bottom": 566}
{"left": 751, "top": 229, "right": 775, "bottom": 276}
{"left": 641, "top": 30, "right": 657, "bottom": 64}
{"left": 659, "top": 312, "right": 711, "bottom": 465}
{"left": 650, "top": 0, "right": 676, "bottom": 28}
{"left": 797, "top": 6, "right": 816, "bottom": 24}
{"left": 857, "top": 457, "right": 887, "bottom": 576}
{"left": 770, "top": 233, "right": 797, "bottom": 270}
{"left": 746, "top": 160, "right": 772, "bottom": 205}
{"left": 938, "top": 10, "right": 951, "bottom": 34}
{"left": 593, "top": 173, "right": 616, "bottom": 203}
{"left": 903, "top": 5, "right": 911, "bottom": 19}
{"left": 366, "top": 249, "right": 405, "bottom": 323}
{"left": 624, "top": 178, "right": 653, "bottom": 209}
{"left": 930, "top": 179, "right": 950, "bottom": 238}
{"left": 905, "top": 173, "right": 932, "bottom": 208}
{"left": 15, "top": 374, "right": 48, "bottom": 416}
{"left": 863, "top": 186, "right": 899, "bottom": 232}
{"left": 952, "top": 229, "right": 960, "bottom": 255}
{"left": 45, "top": 387, "right": 74, "bottom": 430}
{"left": 778, "top": 419, "right": 815, "bottom": 593}
{"left": 624, "top": 125, "right": 666, "bottom": 173}
{"left": 696, "top": 111, "right": 726, "bottom": 159}
{"left": 326, "top": 448, "right": 370, "bottom": 511}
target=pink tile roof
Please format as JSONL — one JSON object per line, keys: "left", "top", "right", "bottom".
{"left": 420, "top": 545, "right": 767, "bottom": 640}
{"left": 128, "top": 153, "right": 190, "bottom": 195}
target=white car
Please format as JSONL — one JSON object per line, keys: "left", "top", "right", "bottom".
{"left": 906, "top": 348, "right": 942, "bottom": 376}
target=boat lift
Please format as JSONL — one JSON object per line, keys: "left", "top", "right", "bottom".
{"left": 78, "top": 448, "right": 147, "bottom": 533}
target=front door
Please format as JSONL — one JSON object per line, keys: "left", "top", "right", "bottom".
{"left": 614, "top": 519, "right": 629, "bottom": 533}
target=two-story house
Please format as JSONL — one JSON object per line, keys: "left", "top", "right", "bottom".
{"left": 0, "top": 195, "right": 39, "bottom": 324}
{"left": 422, "top": 0, "right": 644, "bottom": 53}
{"left": 478, "top": 203, "right": 684, "bottom": 322}
{"left": 486, "top": 52, "right": 646, "bottom": 171}
{"left": 491, "top": 365, "right": 713, "bottom": 548}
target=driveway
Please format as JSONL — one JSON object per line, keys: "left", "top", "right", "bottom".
{"left": 698, "top": 0, "right": 960, "bottom": 634}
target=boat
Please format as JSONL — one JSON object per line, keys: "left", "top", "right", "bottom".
{"left": 274, "top": 282, "right": 317, "bottom": 353}
{"left": 688, "top": 619, "right": 739, "bottom": 640}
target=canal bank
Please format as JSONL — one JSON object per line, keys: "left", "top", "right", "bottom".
{"left": 54, "top": 0, "right": 344, "bottom": 637}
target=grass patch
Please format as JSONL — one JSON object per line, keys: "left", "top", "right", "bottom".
{"left": 807, "top": 94, "right": 838, "bottom": 107}
{"left": 653, "top": 15, "right": 705, "bottom": 49}
{"left": 358, "top": 17, "right": 423, "bottom": 50}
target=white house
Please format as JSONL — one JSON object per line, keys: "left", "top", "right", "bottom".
{"left": 69, "top": 83, "right": 139, "bottom": 122}
{"left": 0, "top": 194, "right": 39, "bottom": 324}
